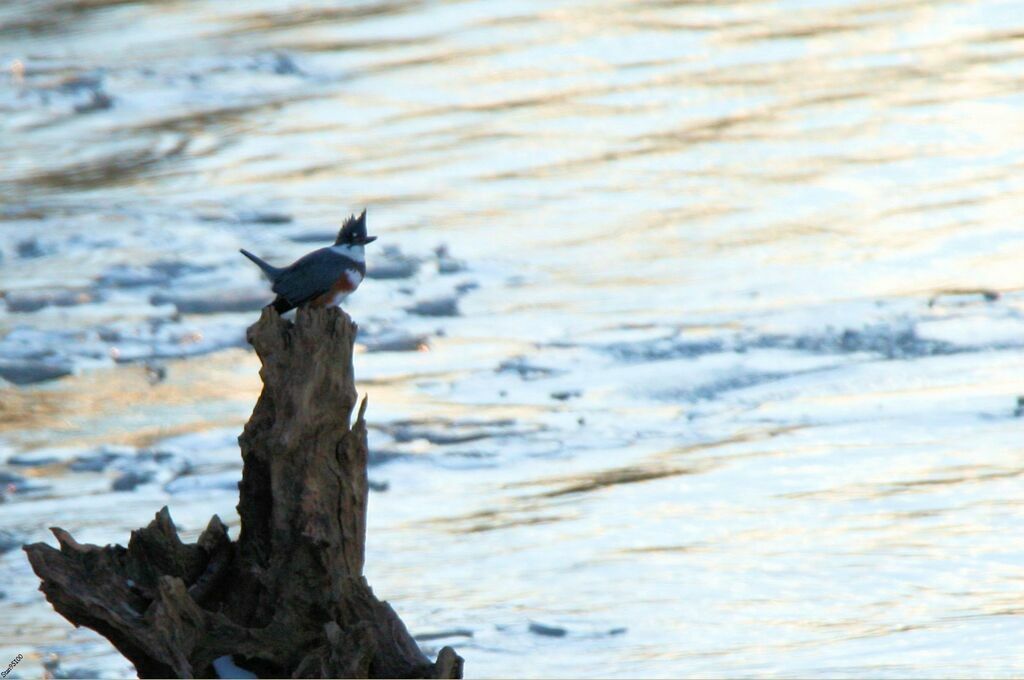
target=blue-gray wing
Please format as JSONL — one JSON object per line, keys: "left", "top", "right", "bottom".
{"left": 271, "top": 249, "right": 345, "bottom": 305}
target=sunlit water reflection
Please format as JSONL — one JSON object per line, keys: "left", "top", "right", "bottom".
{"left": 2, "top": 0, "right": 1024, "bottom": 677}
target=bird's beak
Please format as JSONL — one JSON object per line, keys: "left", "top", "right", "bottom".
{"left": 360, "top": 235, "right": 378, "bottom": 245}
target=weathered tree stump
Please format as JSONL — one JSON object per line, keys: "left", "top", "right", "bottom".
{"left": 24, "top": 306, "right": 463, "bottom": 679}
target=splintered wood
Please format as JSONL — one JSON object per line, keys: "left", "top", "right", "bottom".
{"left": 25, "top": 306, "right": 463, "bottom": 679}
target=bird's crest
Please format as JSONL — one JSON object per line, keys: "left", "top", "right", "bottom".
{"left": 335, "top": 209, "right": 368, "bottom": 245}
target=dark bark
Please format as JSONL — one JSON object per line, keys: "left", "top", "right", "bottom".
{"left": 24, "top": 306, "right": 464, "bottom": 679}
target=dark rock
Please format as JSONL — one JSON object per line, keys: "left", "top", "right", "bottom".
{"left": 368, "top": 260, "right": 421, "bottom": 280}
{"left": 1014, "top": 396, "right": 1024, "bottom": 418}
{"left": 74, "top": 90, "right": 113, "bottom": 114}
{"left": 438, "top": 259, "right": 466, "bottom": 274}
{"left": 289, "top": 231, "right": 335, "bottom": 243}
{"left": 368, "top": 479, "right": 389, "bottom": 492}
{"left": 605, "top": 322, "right": 965, "bottom": 364}
{"left": 56, "top": 290, "right": 100, "bottom": 307}
{"left": 604, "top": 336, "right": 725, "bottom": 363}
{"left": 4, "top": 293, "right": 46, "bottom": 313}
{"left": 928, "top": 288, "right": 1001, "bottom": 307}
{"left": 55, "top": 75, "right": 101, "bottom": 93}
{"left": 497, "top": 357, "right": 562, "bottom": 380}
{"left": 0, "top": 470, "right": 26, "bottom": 485}
{"left": 390, "top": 427, "right": 489, "bottom": 446}
{"left": 361, "top": 332, "right": 429, "bottom": 353}
{"left": 415, "top": 629, "right": 474, "bottom": 642}
{"left": 108, "top": 325, "right": 248, "bottom": 364}
{"left": 150, "top": 260, "right": 215, "bottom": 278}
{"left": 199, "top": 210, "right": 292, "bottom": 225}
{"left": 774, "top": 324, "right": 958, "bottom": 360}
{"left": 250, "top": 52, "right": 303, "bottom": 76}
{"left": 4, "top": 289, "right": 101, "bottom": 313}
{"left": 7, "top": 451, "right": 62, "bottom": 467}
{"left": 70, "top": 450, "right": 124, "bottom": 472}
{"left": 69, "top": 456, "right": 117, "bottom": 473}
{"left": 0, "top": 470, "right": 50, "bottom": 494}
{"left": 151, "top": 291, "right": 267, "bottom": 314}
{"left": 387, "top": 419, "right": 522, "bottom": 446}
{"left": 434, "top": 245, "right": 466, "bottom": 274}
{"left": 16, "top": 238, "right": 47, "bottom": 258}
{"left": 405, "top": 297, "right": 459, "bottom": 317}
{"left": 528, "top": 622, "right": 567, "bottom": 638}
{"left": 271, "top": 53, "right": 301, "bottom": 75}
{"left": 107, "top": 450, "right": 191, "bottom": 488}
{"left": 97, "top": 265, "right": 170, "bottom": 288}
{"left": 659, "top": 370, "right": 810, "bottom": 403}
{"left": 367, "top": 450, "right": 414, "bottom": 467}
{"left": 197, "top": 209, "right": 232, "bottom": 223}
{"left": 367, "top": 245, "right": 421, "bottom": 280}
{"left": 0, "top": 360, "right": 72, "bottom": 385}
{"left": 146, "top": 363, "right": 168, "bottom": 384}
{"left": 112, "top": 470, "right": 155, "bottom": 492}
{"left": 98, "top": 260, "right": 215, "bottom": 288}
{"left": 237, "top": 210, "right": 293, "bottom": 225}
{"left": 550, "top": 390, "right": 580, "bottom": 401}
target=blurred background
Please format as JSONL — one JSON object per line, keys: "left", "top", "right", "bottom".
{"left": 2, "top": 0, "right": 1024, "bottom": 677}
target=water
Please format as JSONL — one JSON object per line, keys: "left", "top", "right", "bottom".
{"left": 2, "top": 0, "right": 1024, "bottom": 677}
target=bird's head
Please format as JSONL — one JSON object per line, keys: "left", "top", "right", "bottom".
{"left": 335, "top": 209, "right": 377, "bottom": 246}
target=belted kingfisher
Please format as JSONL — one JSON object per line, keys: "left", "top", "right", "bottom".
{"left": 239, "top": 209, "right": 377, "bottom": 314}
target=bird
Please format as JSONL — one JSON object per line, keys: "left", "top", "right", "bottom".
{"left": 239, "top": 209, "right": 377, "bottom": 314}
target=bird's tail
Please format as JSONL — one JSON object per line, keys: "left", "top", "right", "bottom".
{"left": 239, "top": 249, "right": 281, "bottom": 281}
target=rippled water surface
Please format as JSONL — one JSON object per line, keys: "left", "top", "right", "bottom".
{"left": 2, "top": 0, "right": 1024, "bottom": 677}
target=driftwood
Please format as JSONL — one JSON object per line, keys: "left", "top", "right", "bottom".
{"left": 24, "top": 306, "right": 463, "bottom": 679}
